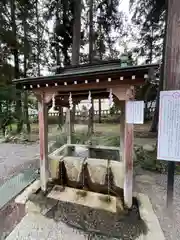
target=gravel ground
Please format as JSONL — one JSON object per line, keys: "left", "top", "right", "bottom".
{"left": 0, "top": 142, "right": 39, "bottom": 239}
{"left": 0, "top": 202, "right": 25, "bottom": 240}
{"left": 0, "top": 143, "right": 39, "bottom": 186}
{"left": 135, "top": 170, "right": 180, "bottom": 240}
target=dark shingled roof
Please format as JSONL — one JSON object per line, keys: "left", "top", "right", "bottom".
{"left": 13, "top": 60, "right": 159, "bottom": 89}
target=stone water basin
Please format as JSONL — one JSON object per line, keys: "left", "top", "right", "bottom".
{"left": 48, "top": 144, "right": 124, "bottom": 194}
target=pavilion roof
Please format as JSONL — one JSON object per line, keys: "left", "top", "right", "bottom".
{"left": 13, "top": 60, "right": 159, "bottom": 91}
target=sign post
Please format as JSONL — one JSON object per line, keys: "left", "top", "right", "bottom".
{"left": 124, "top": 100, "right": 144, "bottom": 208}
{"left": 157, "top": 91, "right": 180, "bottom": 206}
{"left": 159, "top": 0, "right": 180, "bottom": 207}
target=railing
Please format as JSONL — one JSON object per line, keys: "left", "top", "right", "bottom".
{"left": 29, "top": 110, "right": 122, "bottom": 124}
{"left": 29, "top": 103, "right": 155, "bottom": 123}
{"left": 29, "top": 109, "right": 121, "bottom": 118}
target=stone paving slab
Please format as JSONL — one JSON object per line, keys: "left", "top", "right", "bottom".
{"left": 5, "top": 207, "right": 164, "bottom": 240}
{"left": 0, "top": 169, "right": 38, "bottom": 210}
{"left": 5, "top": 213, "right": 88, "bottom": 240}
{"left": 6, "top": 192, "right": 165, "bottom": 240}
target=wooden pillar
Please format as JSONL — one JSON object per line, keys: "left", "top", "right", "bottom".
{"left": 88, "top": 98, "right": 94, "bottom": 136}
{"left": 71, "top": 103, "right": 76, "bottom": 133}
{"left": 119, "top": 101, "right": 125, "bottom": 161}
{"left": 112, "top": 86, "right": 134, "bottom": 208}
{"left": 38, "top": 93, "right": 49, "bottom": 192}
{"left": 124, "top": 121, "right": 134, "bottom": 208}
{"left": 35, "top": 91, "right": 55, "bottom": 192}
{"left": 66, "top": 108, "right": 72, "bottom": 144}
{"left": 58, "top": 106, "right": 63, "bottom": 128}
{"left": 98, "top": 98, "right": 101, "bottom": 123}
{"left": 92, "top": 99, "right": 94, "bottom": 133}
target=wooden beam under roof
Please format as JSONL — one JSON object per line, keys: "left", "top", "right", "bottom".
{"left": 49, "top": 91, "right": 110, "bottom": 107}
{"left": 57, "top": 89, "right": 107, "bottom": 96}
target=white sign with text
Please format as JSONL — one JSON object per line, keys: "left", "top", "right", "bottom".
{"left": 126, "top": 101, "right": 144, "bottom": 124}
{"left": 157, "top": 90, "right": 180, "bottom": 161}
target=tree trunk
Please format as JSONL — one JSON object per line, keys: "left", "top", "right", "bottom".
{"left": 149, "top": 24, "right": 153, "bottom": 64}
{"left": 55, "top": 1, "right": 63, "bottom": 128}
{"left": 23, "top": 7, "right": 31, "bottom": 134}
{"left": 24, "top": 92, "right": 31, "bottom": 133}
{"left": 36, "top": 0, "right": 41, "bottom": 76}
{"left": 55, "top": 0, "right": 60, "bottom": 66}
{"left": 89, "top": 0, "right": 94, "bottom": 64}
{"left": 10, "top": 0, "right": 22, "bottom": 134}
{"left": 150, "top": 10, "right": 168, "bottom": 132}
{"left": 70, "top": 0, "right": 82, "bottom": 133}
{"left": 72, "top": 0, "right": 82, "bottom": 66}
{"left": 87, "top": 0, "right": 94, "bottom": 136}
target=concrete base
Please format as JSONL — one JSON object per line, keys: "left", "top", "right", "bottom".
{"left": 9, "top": 185, "right": 165, "bottom": 240}
{"left": 6, "top": 194, "right": 165, "bottom": 240}
{"left": 47, "top": 185, "right": 123, "bottom": 213}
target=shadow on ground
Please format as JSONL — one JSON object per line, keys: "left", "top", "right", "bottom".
{"left": 46, "top": 201, "right": 148, "bottom": 240}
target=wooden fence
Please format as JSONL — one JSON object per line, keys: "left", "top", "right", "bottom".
{"left": 29, "top": 103, "right": 155, "bottom": 124}
{"left": 29, "top": 110, "right": 121, "bottom": 124}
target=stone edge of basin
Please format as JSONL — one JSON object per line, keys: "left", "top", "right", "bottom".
{"left": 136, "top": 193, "right": 165, "bottom": 240}
{"left": 49, "top": 144, "right": 68, "bottom": 158}
{"left": 15, "top": 180, "right": 165, "bottom": 240}
{"left": 15, "top": 180, "right": 41, "bottom": 205}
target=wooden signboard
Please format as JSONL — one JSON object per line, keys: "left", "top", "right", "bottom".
{"left": 126, "top": 101, "right": 144, "bottom": 124}
{"left": 158, "top": 90, "right": 180, "bottom": 161}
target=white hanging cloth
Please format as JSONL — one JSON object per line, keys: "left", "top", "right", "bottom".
{"left": 69, "top": 92, "right": 73, "bottom": 110}
{"left": 87, "top": 91, "right": 92, "bottom": 111}
{"left": 52, "top": 94, "right": 56, "bottom": 111}
{"left": 108, "top": 88, "right": 114, "bottom": 108}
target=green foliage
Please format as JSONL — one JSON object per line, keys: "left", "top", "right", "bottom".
{"left": 134, "top": 146, "right": 167, "bottom": 173}
{"left": 136, "top": 82, "right": 158, "bottom": 101}
{"left": 130, "top": 0, "right": 165, "bottom": 24}
{"left": 46, "top": 0, "right": 77, "bottom": 66}
{"left": 0, "top": 85, "right": 17, "bottom": 132}
{"left": 53, "top": 131, "right": 120, "bottom": 149}
{"left": 93, "top": 0, "right": 127, "bottom": 60}
{"left": 0, "top": 0, "right": 50, "bottom": 134}
{"left": 130, "top": 0, "right": 165, "bottom": 63}
{"left": 134, "top": 145, "right": 180, "bottom": 174}
{"left": 109, "top": 104, "right": 120, "bottom": 116}
{"left": 46, "top": 0, "right": 127, "bottom": 66}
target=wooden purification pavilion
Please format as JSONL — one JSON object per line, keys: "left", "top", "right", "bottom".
{"left": 13, "top": 60, "right": 158, "bottom": 209}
